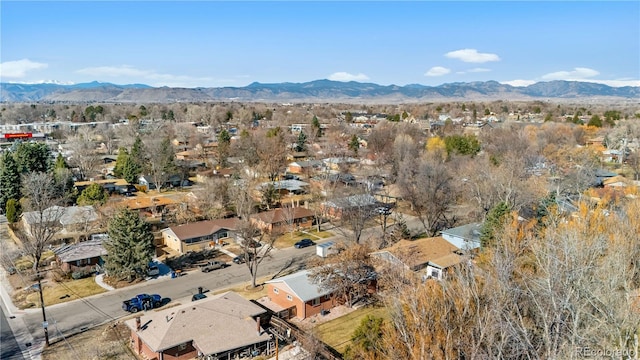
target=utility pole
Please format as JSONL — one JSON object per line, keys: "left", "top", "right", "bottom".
{"left": 37, "top": 271, "right": 49, "bottom": 346}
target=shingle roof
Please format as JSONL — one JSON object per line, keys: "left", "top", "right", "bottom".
{"left": 167, "top": 218, "right": 239, "bottom": 241}
{"left": 265, "top": 269, "right": 332, "bottom": 302}
{"left": 250, "top": 207, "right": 313, "bottom": 225}
{"left": 22, "top": 206, "right": 97, "bottom": 226}
{"left": 124, "top": 291, "right": 270, "bottom": 355}
{"left": 54, "top": 239, "right": 107, "bottom": 263}
{"left": 440, "top": 223, "right": 482, "bottom": 241}
{"left": 372, "top": 236, "right": 462, "bottom": 271}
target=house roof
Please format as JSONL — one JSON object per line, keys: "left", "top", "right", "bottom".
{"left": 323, "top": 194, "right": 378, "bottom": 209}
{"left": 122, "top": 196, "right": 178, "bottom": 210}
{"left": 54, "top": 239, "right": 107, "bottom": 263}
{"left": 265, "top": 269, "right": 332, "bottom": 302}
{"left": 22, "top": 205, "right": 98, "bottom": 226}
{"left": 166, "top": 218, "right": 239, "bottom": 241}
{"left": 259, "top": 180, "right": 309, "bottom": 192}
{"left": 250, "top": 207, "right": 314, "bottom": 225}
{"left": 372, "top": 236, "right": 462, "bottom": 271}
{"left": 124, "top": 291, "right": 270, "bottom": 355}
{"left": 440, "top": 222, "right": 482, "bottom": 242}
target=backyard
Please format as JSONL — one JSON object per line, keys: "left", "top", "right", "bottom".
{"left": 315, "top": 305, "right": 389, "bottom": 353}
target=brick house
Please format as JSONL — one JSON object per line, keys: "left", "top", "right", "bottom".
{"left": 125, "top": 291, "right": 272, "bottom": 360}
{"left": 264, "top": 269, "right": 337, "bottom": 320}
{"left": 250, "top": 207, "right": 313, "bottom": 233}
{"left": 161, "top": 218, "right": 239, "bottom": 254}
{"left": 54, "top": 239, "right": 107, "bottom": 273}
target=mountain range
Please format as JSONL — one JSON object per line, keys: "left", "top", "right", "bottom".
{"left": 1, "top": 80, "right": 638, "bottom": 103}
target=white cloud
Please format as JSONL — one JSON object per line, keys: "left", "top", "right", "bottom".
{"left": 541, "top": 67, "right": 599, "bottom": 81}
{"left": 328, "top": 72, "right": 370, "bottom": 82}
{"left": 425, "top": 66, "right": 451, "bottom": 77}
{"left": 0, "top": 59, "right": 48, "bottom": 78}
{"left": 445, "top": 49, "right": 500, "bottom": 63}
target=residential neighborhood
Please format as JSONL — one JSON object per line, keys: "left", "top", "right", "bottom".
{"left": 1, "top": 94, "right": 639, "bottom": 360}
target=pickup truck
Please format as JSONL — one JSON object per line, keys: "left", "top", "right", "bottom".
{"left": 200, "top": 260, "right": 227, "bottom": 273}
{"left": 122, "top": 293, "right": 163, "bottom": 313}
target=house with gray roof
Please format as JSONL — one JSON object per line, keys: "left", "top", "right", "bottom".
{"left": 22, "top": 205, "right": 101, "bottom": 243}
{"left": 126, "top": 291, "right": 271, "bottom": 360}
{"left": 54, "top": 239, "right": 107, "bottom": 273}
{"left": 264, "top": 269, "right": 337, "bottom": 320}
{"left": 440, "top": 222, "right": 482, "bottom": 250}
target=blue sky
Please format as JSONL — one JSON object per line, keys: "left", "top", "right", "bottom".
{"left": 1, "top": 1, "right": 639, "bottom": 88}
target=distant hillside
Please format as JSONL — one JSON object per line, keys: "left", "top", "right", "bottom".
{"left": 1, "top": 80, "right": 638, "bottom": 103}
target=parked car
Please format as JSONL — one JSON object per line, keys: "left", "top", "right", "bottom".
{"left": 192, "top": 293, "right": 207, "bottom": 301}
{"left": 232, "top": 252, "right": 255, "bottom": 264}
{"left": 122, "top": 293, "right": 163, "bottom": 313}
{"left": 200, "top": 261, "right": 227, "bottom": 273}
{"left": 294, "top": 238, "right": 315, "bottom": 249}
{"left": 147, "top": 265, "right": 160, "bottom": 276}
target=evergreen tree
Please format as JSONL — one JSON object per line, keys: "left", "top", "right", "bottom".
{"left": 311, "top": 115, "right": 323, "bottom": 138}
{"left": 295, "top": 130, "right": 307, "bottom": 152}
{"left": 587, "top": 114, "right": 603, "bottom": 127}
{"left": 122, "top": 156, "right": 140, "bottom": 184}
{"left": 217, "top": 129, "right": 231, "bottom": 167}
{"left": 0, "top": 152, "right": 21, "bottom": 213}
{"left": 14, "top": 142, "right": 51, "bottom": 173}
{"left": 77, "top": 183, "right": 108, "bottom": 206}
{"left": 113, "top": 147, "right": 129, "bottom": 178}
{"left": 349, "top": 134, "right": 360, "bottom": 156}
{"left": 129, "top": 136, "right": 144, "bottom": 172}
{"left": 480, "top": 201, "right": 511, "bottom": 248}
{"left": 104, "top": 208, "right": 155, "bottom": 281}
{"left": 54, "top": 153, "right": 68, "bottom": 170}
{"left": 344, "top": 315, "right": 385, "bottom": 360}
{"left": 5, "top": 198, "right": 21, "bottom": 223}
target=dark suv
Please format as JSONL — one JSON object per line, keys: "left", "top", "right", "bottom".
{"left": 294, "top": 238, "right": 315, "bottom": 249}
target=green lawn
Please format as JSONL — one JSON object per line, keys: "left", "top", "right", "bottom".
{"left": 315, "top": 306, "right": 389, "bottom": 353}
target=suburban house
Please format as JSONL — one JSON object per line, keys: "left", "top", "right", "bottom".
{"left": 54, "top": 239, "right": 107, "bottom": 273}
{"left": 126, "top": 291, "right": 272, "bottom": 360}
{"left": 250, "top": 207, "right": 314, "bottom": 233}
{"left": 264, "top": 269, "right": 337, "bottom": 320}
{"left": 286, "top": 160, "right": 324, "bottom": 175}
{"left": 21, "top": 205, "right": 101, "bottom": 244}
{"left": 440, "top": 222, "right": 482, "bottom": 251}
{"left": 258, "top": 179, "right": 310, "bottom": 196}
{"left": 371, "top": 236, "right": 464, "bottom": 280}
{"left": 161, "top": 218, "right": 239, "bottom": 254}
{"left": 321, "top": 194, "right": 380, "bottom": 219}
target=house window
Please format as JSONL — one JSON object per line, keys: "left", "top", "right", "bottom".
{"left": 287, "top": 295, "right": 293, "bottom": 301}
{"left": 323, "top": 294, "right": 331, "bottom": 301}
{"left": 178, "top": 343, "right": 187, "bottom": 351}
{"left": 430, "top": 269, "right": 440, "bottom": 278}
{"left": 311, "top": 298, "right": 320, "bottom": 306}
{"left": 273, "top": 288, "right": 279, "bottom": 294}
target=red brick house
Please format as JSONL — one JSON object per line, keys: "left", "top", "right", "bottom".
{"left": 125, "top": 291, "right": 271, "bottom": 360}
{"left": 264, "top": 269, "right": 338, "bottom": 320}
{"left": 54, "top": 239, "right": 107, "bottom": 273}
{"left": 250, "top": 207, "right": 313, "bottom": 233}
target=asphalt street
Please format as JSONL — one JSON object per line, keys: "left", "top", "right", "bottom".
{"left": 1, "top": 305, "right": 26, "bottom": 360}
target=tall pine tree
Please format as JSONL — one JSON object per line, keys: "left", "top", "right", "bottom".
{"left": 0, "top": 152, "right": 21, "bottom": 213}
{"left": 104, "top": 208, "right": 155, "bottom": 280}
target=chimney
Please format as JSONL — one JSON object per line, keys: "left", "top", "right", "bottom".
{"left": 198, "top": 287, "right": 203, "bottom": 294}
{"left": 135, "top": 316, "right": 141, "bottom": 331}
{"left": 256, "top": 316, "right": 261, "bottom": 335}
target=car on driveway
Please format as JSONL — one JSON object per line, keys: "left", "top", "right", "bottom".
{"left": 192, "top": 293, "right": 207, "bottom": 301}
{"left": 294, "top": 238, "right": 315, "bottom": 249}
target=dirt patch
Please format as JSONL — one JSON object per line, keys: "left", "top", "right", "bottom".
{"left": 42, "top": 321, "right": 136, "bottom": 360}
{"left": 103, "top": 276, "right": 144, "bottom": 289}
